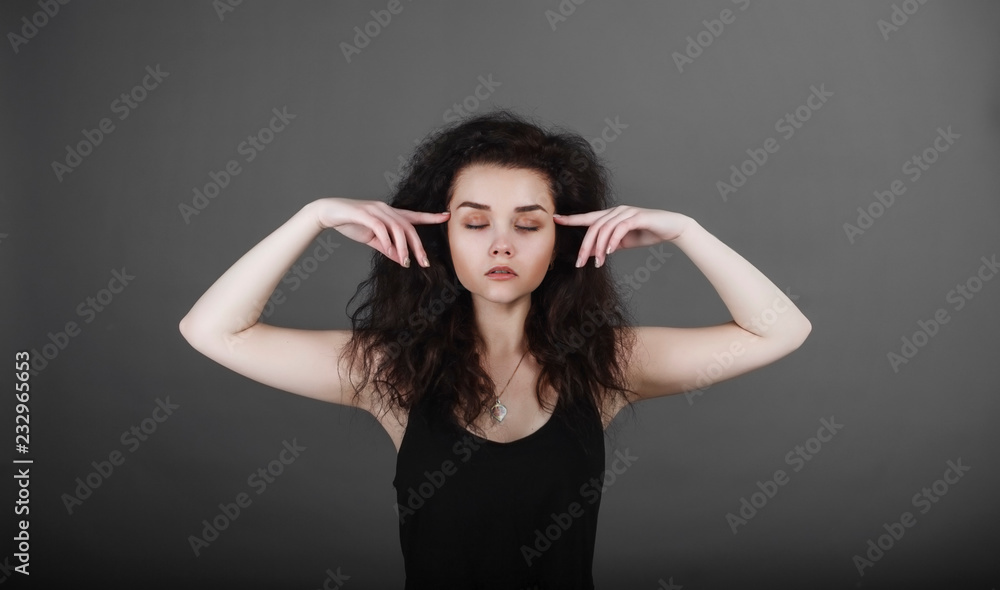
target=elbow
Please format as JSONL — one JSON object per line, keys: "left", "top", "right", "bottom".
{"left": 178, "top": 317, "right": 215, "bottom": 356}
{"left": 178, "top": 317, "right": 194, "bottom": 345}
{"left": 178, "top": 315, "right": 203, "bottom": 343}
{"left": 772, "top": 316, "right": 811, "bottom": 352}
{"left": 791, "top": 318, "right": 812, "bottom": 349}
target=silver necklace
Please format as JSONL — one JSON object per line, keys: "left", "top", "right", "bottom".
{"left": 489, "top": 349, "right": 528, "bottom": 423}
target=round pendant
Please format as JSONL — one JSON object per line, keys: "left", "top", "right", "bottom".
{"left": 490, "top": 401, "right": 507, "bottom": 423}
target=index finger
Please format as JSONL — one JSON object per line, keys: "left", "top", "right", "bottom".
{"left": 552, "top": 210, "right": 603, "bottom": 226}
{"left": 398, "top": 209, "right": 452, "bottom": 225}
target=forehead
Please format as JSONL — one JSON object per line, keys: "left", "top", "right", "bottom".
{"left": 450, "top": 165, "right": 553, "bottom": 211}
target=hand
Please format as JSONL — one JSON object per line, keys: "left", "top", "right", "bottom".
{"left": 309, "top": 197, "right": 451, "bottom": 268}
{"left": 552, "top": 206, "right": 693, "bottom": 268}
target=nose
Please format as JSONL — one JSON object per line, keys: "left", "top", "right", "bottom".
{"left": 491, "top": 231, "right": 512, "bottom": 257}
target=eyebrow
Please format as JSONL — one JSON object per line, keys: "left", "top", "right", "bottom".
{"left": 454, "top": 201, "right": 548, "bottom": 213}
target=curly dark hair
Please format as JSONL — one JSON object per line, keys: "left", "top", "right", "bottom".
{"left": 340, "top": 107, "right": 639, "bottom": 445}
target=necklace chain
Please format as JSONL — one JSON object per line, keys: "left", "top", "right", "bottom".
{"left": 489, "top": 349, "right": 528, "bottom": 423}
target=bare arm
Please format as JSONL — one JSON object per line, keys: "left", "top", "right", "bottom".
{"left": 178, "top": 201, "right": 363, "bottom": 406}
{"left": 180, "top": 201, "right": 323, "bottom": 339}
{"left": 628, "top": 218, "right": 812, "bottom": 399}
{"left": 178, "top": 198, "right": 450, "bottom": 408}
{"left": 556, "top": 207, "right": 811, "bottom": 402}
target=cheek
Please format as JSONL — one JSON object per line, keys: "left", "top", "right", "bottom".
{"left": 527, "top": 234, "right": 556, "bottom": 274}
{"left": 448, "top": 230, "right": 475, "bottom": 273}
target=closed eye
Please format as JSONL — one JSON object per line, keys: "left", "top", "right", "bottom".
{"left": 464, "top": 225, "right": 539, "bottom": 232}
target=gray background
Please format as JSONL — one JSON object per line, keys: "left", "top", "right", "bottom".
{"left": 2, "top": 1, "right": 998, "bottom": 588}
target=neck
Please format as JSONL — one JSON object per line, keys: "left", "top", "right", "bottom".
{"left": 472, "top": 295, "right": 531, "bottom": 359}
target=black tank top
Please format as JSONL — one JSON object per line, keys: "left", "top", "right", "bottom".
{"left": 393, "top": 391, "right": 606, "bottom": 589}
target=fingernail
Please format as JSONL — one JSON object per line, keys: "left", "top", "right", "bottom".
{"left": 575, "top": 258, "right": 583, "bottom": 268}
{"left": 606, "top": 246, "right": 611, "bottom": 255}
{"left": 595, "top": 257, "right": 602, "bottom": 268}
{"left": 422, "top": 256, "right": 429, "bottom": 267}
{"left": 403, "top": 256, "right": 410, "bottom": 268}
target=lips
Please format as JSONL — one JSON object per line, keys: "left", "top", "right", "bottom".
{"left": 486, "top": 266, "right": 517, "bottom": 276}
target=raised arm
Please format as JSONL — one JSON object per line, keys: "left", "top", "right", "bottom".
{"left": 178, "top": 201, "right": 363, "bottom": 406}
{"left": 554, "top": 206, "right": 812, "bottom": 402}
{"left": 178, "top": 198, "right": 450, "bottom": 409}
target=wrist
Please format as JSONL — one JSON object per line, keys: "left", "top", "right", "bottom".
{"left": 299, "top": 200, "right": 325, "bottom": 231}
{"left": 668, "top": 214, "right": 705, "bottom": 245}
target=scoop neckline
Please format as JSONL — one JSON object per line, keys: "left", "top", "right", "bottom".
{"left": 450, "top": 395, "right": 561, "bottom": 447}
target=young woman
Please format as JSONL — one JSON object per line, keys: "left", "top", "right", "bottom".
{"left": 179, "top": 109, "right": 811, "bottom": 588}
